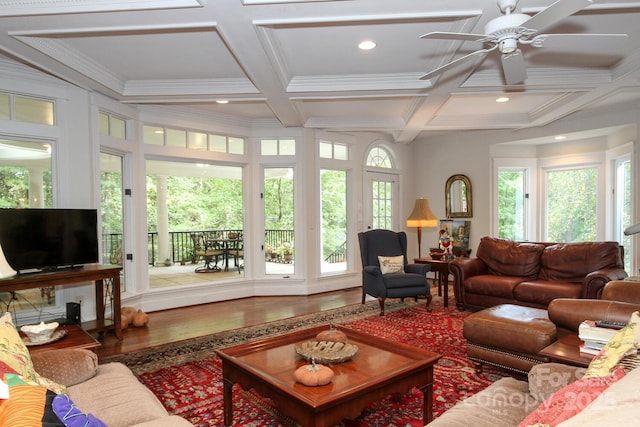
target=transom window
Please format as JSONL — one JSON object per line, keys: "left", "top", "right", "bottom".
{"left": 99, "top": 112, "right": 126, "bottom": 139}
{"left": 143, "top": 124, "right": 245, "bottom": 155}
{"left": 261, "top": 138, "right": 296, "bottom": 156}
{"left": 0, "top": 92, "right": 54, "bottom": 125}
{"left": 366, "top": 147, "right": 392, "bottom": 168}
{"left": 319, "top": 140, "right": 348, "bottom": 160}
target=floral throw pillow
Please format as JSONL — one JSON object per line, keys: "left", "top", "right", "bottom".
{"left": 518, "top": 367, "right": 626, "bottom": 427}
{"left": 378, "top": 255, "right": 404, "bottom": 274}
{"left": 0, "top": 312, "right": 66, "bottom": 394}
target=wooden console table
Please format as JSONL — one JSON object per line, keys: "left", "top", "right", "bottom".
{"left": 0, "top": 265, "right": 123, "bottom": 340}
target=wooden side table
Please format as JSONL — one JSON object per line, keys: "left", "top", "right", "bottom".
{"left": 539, "top": 335, "right": 594, "bottom": 367}
{"left": 24, "top": 325, "right": 101, "bottom": 354}
{"left": 414, "top": 258, "right": 453, "bottom": 308}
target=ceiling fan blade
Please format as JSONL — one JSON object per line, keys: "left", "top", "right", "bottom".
{"left": 501, "top": 49, "right": 527, "bottom": 85}
{"left": 523, "top": 0, "right": 592, "bottom": 33}
{"left": 530, "top": 33, "right": 628, "bottom": 53}
{"left": 420, "top": 31, "right": 488, "bottom": 42}
{"left": 420, "top": 48, "right": 491, "bottom": 81}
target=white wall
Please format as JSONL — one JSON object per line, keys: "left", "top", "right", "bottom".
{"left": 410, "top": 103, "right": 640, "bottom": 262}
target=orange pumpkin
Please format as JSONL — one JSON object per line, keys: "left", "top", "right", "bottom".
{"left": 293, "top": 361, "right": 334, "bottom": 386}
{"left": 315, "top": 328, "right": 347, "bottom": 343}
{"left": 132, "top": 309, "right": 149, "bottom": 327}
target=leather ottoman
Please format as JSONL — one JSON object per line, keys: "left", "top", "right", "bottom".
{"left": 463, "top": 304, "right": 557, "bottom": 375}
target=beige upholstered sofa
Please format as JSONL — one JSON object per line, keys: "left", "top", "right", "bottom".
{"left": 31, "top": 349, "right": 193, "bottom": 427}
{"left": 429, "top": 361, "right": 640, "bottom": 426}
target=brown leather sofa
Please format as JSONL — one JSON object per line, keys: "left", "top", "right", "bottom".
{"left": 450, "top": 237, "right": 627, "bottom": 311}
{"left": 462, "top": 280, "right": 640, "bottom": 375}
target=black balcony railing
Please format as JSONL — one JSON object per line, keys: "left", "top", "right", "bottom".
{"left": 103, "top": 229, "right": 298, "bottom": 266}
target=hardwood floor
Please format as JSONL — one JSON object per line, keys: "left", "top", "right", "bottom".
{"left": 94, "top": 287, "right": 367, "bottom": 359}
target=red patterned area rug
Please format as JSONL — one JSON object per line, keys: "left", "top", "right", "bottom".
{"left": 134, "top": 300, "right": 506, "bottom": 426}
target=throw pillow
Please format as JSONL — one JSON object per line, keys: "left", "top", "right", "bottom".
{"left": 0, "top": 373, "right": 65, "bottom": 427}
{"left": 518, "top": 367, "right": 626, "bottom": 427}
{"left": 31, "top": 349, "right": 98, "bottom": 387}
{"left": 378, "top": 255, "right": 404, "bottom": 274}
{"left": 584, "top": 311, "right": 639, "bottom": 378}
{"left": 0, "top": 312, "right": 66, "bottom": 394}
{"left": 52, "top": 394, "right": 107, "bottom": 427}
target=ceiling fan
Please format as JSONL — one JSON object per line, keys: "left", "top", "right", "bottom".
{"left": 420, "top": 0, "right": 628, "bottom": 85}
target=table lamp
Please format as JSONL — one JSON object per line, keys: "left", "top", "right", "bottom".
{"left": 624, "top": 223, "right": 640, "bottom": 236}
{"left": 406, "top": 198, "right": 438, "bottom": 258}
{"left": 0, "top": 242, "right": 17, "bottom": 278}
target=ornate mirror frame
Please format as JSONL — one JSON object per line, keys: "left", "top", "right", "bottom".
{"left": 445, "top": 174, "right": 472, "bottom": 218}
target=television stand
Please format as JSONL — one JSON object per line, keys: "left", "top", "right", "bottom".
{"left": 0, "top": 264, "right": 123, "bottom": 340}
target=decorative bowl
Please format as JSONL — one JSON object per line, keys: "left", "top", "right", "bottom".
{"left": 20, "top": 321, "right": 59, "bottom": 343}
{"left": 295, "top": 340, "right": 358, "bottom": 364}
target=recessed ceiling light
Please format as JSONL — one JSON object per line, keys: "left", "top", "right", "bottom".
{"left": 358, "top": 40, "right": 376, "bottom": 50}
{"left": 496, "top": 97, "right": 510, "bottom": 103}
{"left": 554, "top": 135, "right": 567, "bottom": 140}
{"left": 216, "top": 100, "right": 229, "bottom": 104}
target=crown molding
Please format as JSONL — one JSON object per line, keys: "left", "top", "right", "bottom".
{"left": 288, "top": 73, "right": 430, "bottom": 93}
{"left": 124, "top": 79, "right": 260, "bottom": 97}
{"left": 0, "top": 0, "right": 203, "bottom": 17}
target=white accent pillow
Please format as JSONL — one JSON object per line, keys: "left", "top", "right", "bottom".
{"left": 378, "top": 255, "right": 404, "bottom": 274}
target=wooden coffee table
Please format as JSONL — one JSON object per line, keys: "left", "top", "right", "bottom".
{"left": 216, "top": 325, "right": 441, "bottom": 427}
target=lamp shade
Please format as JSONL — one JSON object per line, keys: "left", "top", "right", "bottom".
{"left": 406, "top": 198, "right": 438, "bottom": 228}
{"left": 0, "top": 242, "right": 17, "bottom": 279}
{"left": 624, "top": 223, "right": 640, "bottom": 236}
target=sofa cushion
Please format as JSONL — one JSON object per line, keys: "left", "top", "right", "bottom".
{"left": 477, "top": 237, "right": 545, "bottom": 278}
{"left": 513, "top": 281, "right": 582, "bottom": 307}
{"left": 31, "top": 349, "right": 98, "bottom": 387}
{"left": 67, "top": 363, "right": 170, "bottom": 427}
{"left": 539, "top": 242, "right": 622, "bottom": 282}
{"left": 464, "top": 275, "right": 525, "bottom": 299}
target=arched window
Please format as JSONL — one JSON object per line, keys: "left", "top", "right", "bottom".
{"left": 366, "top": 147, "right": 392, "bottom": 168}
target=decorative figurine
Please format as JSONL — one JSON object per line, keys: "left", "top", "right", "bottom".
{"left": 439, "top": 226, "right": 455, "bottom": 259}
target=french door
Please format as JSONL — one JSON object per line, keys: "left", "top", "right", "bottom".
{"left": 364, "top": 171, "right": 399, "bottom": 231}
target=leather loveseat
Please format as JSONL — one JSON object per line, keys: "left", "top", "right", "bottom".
{"left": 449, "top": 237, "right": 627, "bottom": 311}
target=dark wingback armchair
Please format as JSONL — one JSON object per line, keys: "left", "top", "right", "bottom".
{"left": 358, "top": 229, "right": 432, "bottom": 315}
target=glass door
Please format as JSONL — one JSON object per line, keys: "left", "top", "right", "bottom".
{"left": 364, "top": 171, "right": 399, "bottom": 231}
{"left": 100, "top": 152, "right": 127, "bottom": 291}
{"left": 264, "top": 167, "right": 295, "bottom": 275}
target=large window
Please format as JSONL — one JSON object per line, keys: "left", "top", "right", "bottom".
{"left": 0, "top": 138, "right": 54, "bottom": 309}
{"left": 320, "top": 169, "right": 347, "bottom": 273}
{"left": 614, "top": 156, "right": 632, "bottom": 273}
{"left": 545, "top": 167, "right": 598, "bottom": 242}
{"left": 497, "top": 168, "right": 527, "bottom": 241}
{"left": 145, "top": 160, "right": 244, "bottom": 286}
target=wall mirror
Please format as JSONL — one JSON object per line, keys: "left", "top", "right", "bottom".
{"left": 445, "top": 174, "right": 472, "bottom": 218}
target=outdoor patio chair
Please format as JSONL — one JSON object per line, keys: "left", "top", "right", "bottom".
{"left": 358, "top": 229, "right": 432, "bottom": 315}
{"left": 191, "top": 232, "right": 225, "bottom": 273}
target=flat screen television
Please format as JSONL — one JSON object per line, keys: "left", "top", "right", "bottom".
{"left": 0, "top": 208, "right": 99, "bottom": 274}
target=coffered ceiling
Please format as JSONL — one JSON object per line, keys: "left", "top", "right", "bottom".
{"left": 0, "top": 0, "right": 639, "bottom": 143}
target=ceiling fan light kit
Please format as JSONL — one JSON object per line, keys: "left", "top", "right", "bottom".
{"left": 420, "top": 0, "right": 626, "bottom": 85}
